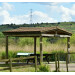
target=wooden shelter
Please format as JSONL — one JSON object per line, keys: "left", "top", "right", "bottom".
{"left": 2, "top": 27, "right": 72, "bottom": 64}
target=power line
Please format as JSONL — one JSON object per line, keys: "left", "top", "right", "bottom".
{"left": 30, "top": 9, "right": 32, "bottom": 25}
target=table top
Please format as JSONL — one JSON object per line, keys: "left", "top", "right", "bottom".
{"left": 17, "top": 53, "right": 34, "bottom": 56}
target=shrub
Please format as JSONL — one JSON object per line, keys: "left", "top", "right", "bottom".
{"left": 18, "top": 38, "right": 34, "bottom": 46}
{"left": 38, "top": 64, "right": 50, "bottom": 72}
{"left": 49, "top": 50, "right": 66, "bottom": 61}
{"left": 1, "top": 51, "right": 18, "bottom": 59}
{"left": 70, "top": 54, "right": 75, "bottom": 62}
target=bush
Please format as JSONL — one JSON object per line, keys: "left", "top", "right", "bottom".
{"left": 49, "top": 50, "right": 66, "bottom": 61}
{"left": 18, "top": 38, "right": 34, "bottom": 46}
{"left": 70, "top": 34, "right": 75, "bottom": 44}
{"left": 1, "top": 51, "right": 18, "bottom": 59}
{"left": 38, "top": 64, "right": 50, "bottom": 72}
{"left": 70, "top": 54, "right": 75, "bottom": 62}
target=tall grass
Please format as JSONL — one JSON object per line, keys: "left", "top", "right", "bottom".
{"left": 0, "top": 33, "right": 75, "bottom": 59}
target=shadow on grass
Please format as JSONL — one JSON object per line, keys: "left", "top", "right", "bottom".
{"left": 0, "top": 62, "right": 35, "bottom": 72}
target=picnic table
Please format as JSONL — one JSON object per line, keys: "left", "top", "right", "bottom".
{"left": 17, "top": 53, "right": 55, "bottom": 64}
{"left": 17, "top": 53, "right": 35, "bottom": 64}
{"left": 17, "top": 53, "right": 34, "bottom": 56}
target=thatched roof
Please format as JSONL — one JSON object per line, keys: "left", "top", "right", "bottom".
{"left": 2, "top": 27, "right": 72, "bottom": 37}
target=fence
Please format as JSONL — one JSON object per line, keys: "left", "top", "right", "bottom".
{"left": 55, "top": 52, "right": 75, "bottom": 72}
{"left": 0, "top": 56, "right": 37, "bottom": 72}
{"left": 0, "top": 53, "right": 75, "bottom": 72}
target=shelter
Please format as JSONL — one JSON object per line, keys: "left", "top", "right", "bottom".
{"left": 2, "top": 27, "right": 72, "bottom": 64}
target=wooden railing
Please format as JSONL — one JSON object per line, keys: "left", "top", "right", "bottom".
{"left": 0, "top": 56, "right": 37, "bottom": 72}
{"left": 0, "top": 52, "right": 75, "bottom": 72}
{"left": 55, "top": 52, "right": 75, "bottom": 72}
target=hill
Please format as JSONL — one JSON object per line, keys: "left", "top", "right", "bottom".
{"left": 0, "top": 22, "right": 75, "bottom": 33}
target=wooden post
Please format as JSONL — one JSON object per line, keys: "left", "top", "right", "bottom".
{"left": 66, "top": 53, "right": 68, "bottom": 72}
{"left": 34, "top": 37, "right": 36, "bottom": 55}
{"left": 35, "top": 56, "right": 37, "bottom": 72}
{"left": 67, "top": 37, "right": 70, "bottom": 63}
{"left": 55, "top": 53, "right": 57, "bottom": 72}
{"left": 6, "top": 36, "right": 8, "bottom": 64}
{"left": 40, "top": 36, "right": 43, "bottom": 65}
{"left": 57, "top": 53, "right": 60, "bottom": 72}
{"left": 9, "top": 59, "right": 12, "bottom": 72}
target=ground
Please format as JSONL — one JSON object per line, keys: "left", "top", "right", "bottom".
{"left": 0, "top": 61, "right": 75, "bottom": 72}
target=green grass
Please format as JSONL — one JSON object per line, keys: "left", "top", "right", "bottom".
{"left": 37, "top": 64, "right": 50, "bottom": 72}
{"left": 0, "top": 64, "right": 35, "bottom": 72}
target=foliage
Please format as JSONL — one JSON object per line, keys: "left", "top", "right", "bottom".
{"left": 49, "top": 50, "right": 66, "bottom": 61}
{"left": 70, "top": 54, "right": 75, "bottom": 62}
{"left": 0, "top": 22, "right": 75, "bottom": 33}
{"left": 70, "top": 34, "right": 75, "bottom": 44}
{"left": 38, "top": 64, "right": 50, "bottom": 72}
{"left": 18, "top": 38, "right": 34, "bottom": 46}
{"left": 0, "top": 50, "right": 26, "bottom": 59}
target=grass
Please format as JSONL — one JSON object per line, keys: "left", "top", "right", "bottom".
{"left": 37, "top": 64, "right": 50, "bottom": 72}
{"left": 0, "top": 64, "right": 35, "bottom": 72}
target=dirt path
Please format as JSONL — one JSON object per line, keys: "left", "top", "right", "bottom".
{"left": 49, "top": 63, "right": 75, "bottom": 72}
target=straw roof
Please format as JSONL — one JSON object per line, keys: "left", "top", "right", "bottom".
{"left": 2, "top": 27, "right": 72, "bottom": 37}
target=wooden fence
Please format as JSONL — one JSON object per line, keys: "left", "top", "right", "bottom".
{"left": 0, "top": 56, "right": 37, "bottom": 72}
{"left": 55, "top": 52, "right": 75, "bottom": 72}
{"left": 0, "top": 52, "right": 75, "bottom": 72}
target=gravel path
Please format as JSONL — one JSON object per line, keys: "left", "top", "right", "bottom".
{"left": 48, "top": 63, "right": 75, "bottom": 72}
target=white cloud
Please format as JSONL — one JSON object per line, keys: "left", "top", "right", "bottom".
{"left": 4, "top": 11, "right": 57, "bottom": 24}
{"left": 35, "top": 2, "right": 60, "bottom": 6}
{"left": 1, "top": 2, "right": 75, "bottom": 24}
{"left": 0, "top": 3, "right": 57, "bottom": 24}
{"left": 47, "top": 3, "right": 75, "bottom": 22}
{"left": 2, "top": 2, "right": 13, "bottom": 11}
{"left": 32, "top": 11, "right": 57, "bottom": 23}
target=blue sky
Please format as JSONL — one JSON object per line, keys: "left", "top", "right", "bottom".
{"left": 0, "top": 2, "right": 75, "bottom": 24}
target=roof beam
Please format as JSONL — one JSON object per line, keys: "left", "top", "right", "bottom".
{"left": 41, "top": 34, "right": 71, "bottom": 37}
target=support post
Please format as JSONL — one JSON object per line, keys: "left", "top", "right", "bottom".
{"left": 40, "top": 36, "right": 43, "bottom": 65}
{"left": 34, "top": 37, "right": 36, "bottom": 55}
{"left": 9, "top": 59, "right": 12, "bottom": 72}
{"left": 57, "top": 53, "right": 60, "bottom": 72}
{"left": 66, "top": 53, "right": 68, "bottom": 72}
{"left": 67, "top": 37, "right": 70, "bottom": 63}
{"left": 55, "top": 53, "right": 57, "bottom": 72}
{"left": 35, "top": 56, "right": 37, "bottom": 72}
{"left": 6, "top": 36, "right": 8, "bottom": 64}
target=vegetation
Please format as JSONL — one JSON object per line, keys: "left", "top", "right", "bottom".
{"left": 0, "top": 22, "right": 74, "bottom": 72}
{"left": 0, "top": 64, "right": 35, "bottom": 72}
{"left": 0, "top": 22, "right": 75, "bottom": 33}
{"left": 37, "top": 64, "right": 50, "bottom": 72}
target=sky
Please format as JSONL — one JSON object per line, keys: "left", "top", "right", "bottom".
{"left": 0, "top": 2, "right": 75, "bottom": 24}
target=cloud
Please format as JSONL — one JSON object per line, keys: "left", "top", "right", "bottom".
{"left": 47, "top": 3, "right": 75, "bottom": 22}
{"left": 2, "top": 2, "right": 75, "bottom": 24}
{"left": 2, "top": 2, "right": 13, "bottom": 11}
{"left": 0, "top": 2, "right": 13, "bottom": 24}
{"left": 4, "top": 11, "right": 57, "bottom": 24}
{"left": 34, "top": 2, "right": 60, "bottom": 6}
{"left": 0, "top": 2, "right": 57, "bottom": 24}
{"left": 60, "top": 5, "right": 75, "bottom": 22}
{"left": 32, "top": 11, "right": 57, "bottom": 23}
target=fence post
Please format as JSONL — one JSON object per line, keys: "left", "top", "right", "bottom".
{"left": 57, "top": 53, "right": 60, "bottom": 72}
{"left": 35, "top": 56, "right": 37, "bottom": 72}
{"left": 9, "top": 59, "right": 12, "bottom": 72}
{"left": 66, "top": 53, "right": 68, "bottom": 72}
{"left": 55, "top": 53, "right": 57, "bottom": 72}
